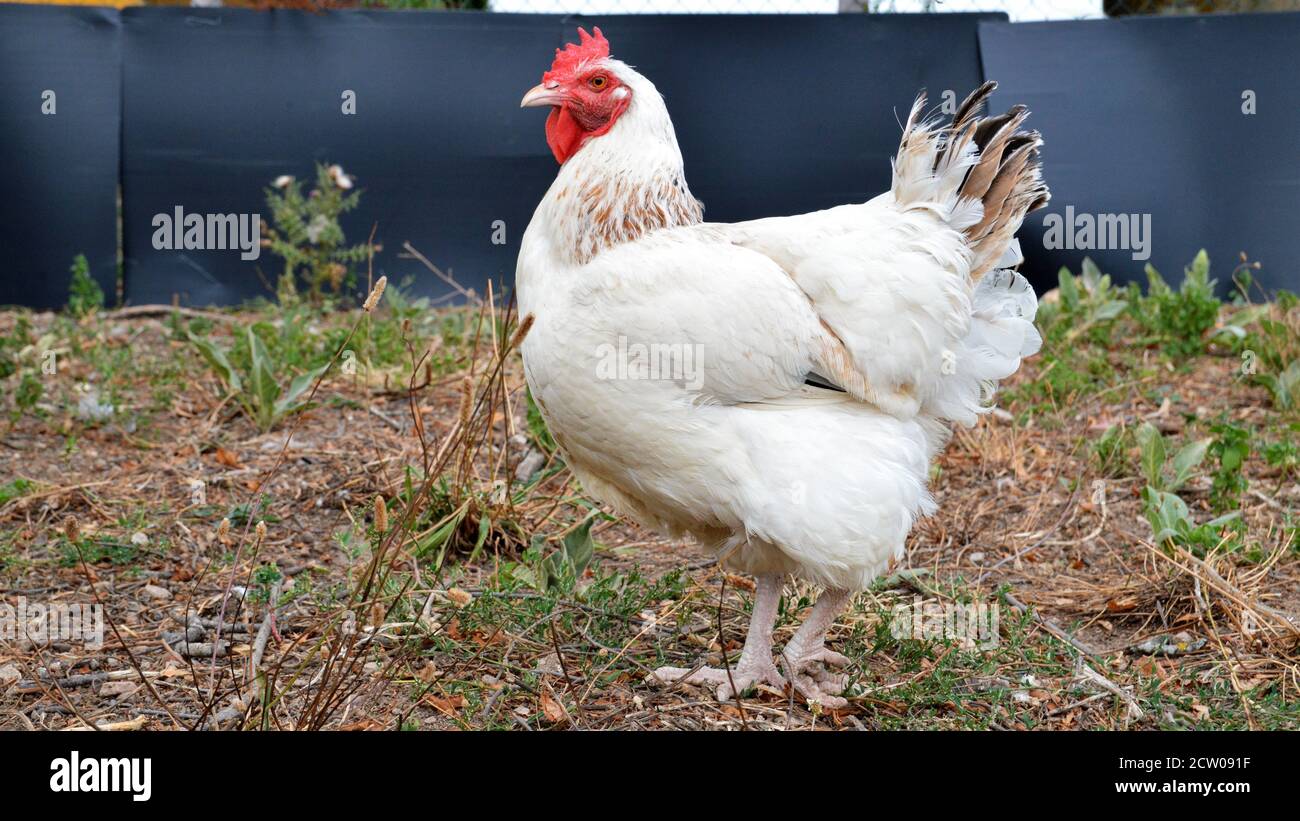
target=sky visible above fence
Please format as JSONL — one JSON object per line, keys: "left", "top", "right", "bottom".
{"left": 489, "top": 0, "right": 1105, "bottom": 21}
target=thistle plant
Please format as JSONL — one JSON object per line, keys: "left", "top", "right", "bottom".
{"left": 263, "top": 163, "right": 375, "bottom": 304}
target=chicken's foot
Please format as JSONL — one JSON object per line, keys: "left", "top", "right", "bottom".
{"left": 780, "top": 587, "right": 854, "bottom": 709}
{"left": 649, "top": 574, "right": 785, "bottom": 701}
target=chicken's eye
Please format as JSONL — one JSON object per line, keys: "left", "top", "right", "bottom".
{"left": 588, "top": 75, "right": 608, "bottom": 90}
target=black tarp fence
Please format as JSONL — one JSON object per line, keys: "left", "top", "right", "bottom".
{"left": 980, "top": 14, "right": 1300, "bottom": 294}
{"left": 0, "top": 5, "right": 121, "bottom": 309}
{"left": 1, "top": 6, "right": 1298, "bottom": 308}
{"left": 2, "top": 7, "right": 998, "bottom": 307}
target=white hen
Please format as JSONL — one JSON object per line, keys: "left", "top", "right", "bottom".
{"left": 516, "top": 28, "right": 1047, "bottom": 707}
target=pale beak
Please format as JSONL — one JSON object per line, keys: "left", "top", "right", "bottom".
{"left": 521, "top": 82, "right": 566, "bottom": 108}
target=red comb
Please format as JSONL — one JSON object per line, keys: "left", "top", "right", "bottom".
{"left": 543, "top": 27, "right": 610, "bottom": 82}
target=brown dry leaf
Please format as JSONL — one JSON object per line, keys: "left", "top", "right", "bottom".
{"left": 414, "top": 660, "right": 439, "bottom": 683}
{"left": 422, "top": 692, "right": 465, "bottom": 717}
{"left": 338, "top": 717, "right": 386, "bottom": 731}
{"left": 540, "top": 690, "right": 567, "bottom": 724}
{"left": 470, "top": 628, "right": 506, "bottom": 648}
{"left": 1106, "top": 596, "right": 1139, "bottom": 613}
{"left": 214, "top": 447, "right": 241, "bottom": 468}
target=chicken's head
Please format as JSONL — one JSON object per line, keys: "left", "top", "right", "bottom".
{"left": 520, "top": 27, "right": 632, "bottom": 165}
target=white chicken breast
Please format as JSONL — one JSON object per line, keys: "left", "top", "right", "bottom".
{"left": 516, "top": 28, "right": 1047, "bottom": 707}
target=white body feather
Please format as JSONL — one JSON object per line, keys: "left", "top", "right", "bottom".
{"left": 517, "top": 63, "right": 1042, "bottom": 590}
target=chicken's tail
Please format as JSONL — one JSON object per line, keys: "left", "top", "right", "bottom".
{"left": 892, "top": 83, "right": 1047, "bottom": 427}
{"left": 891, "top": 81, "right": 1050, "bottom": 281}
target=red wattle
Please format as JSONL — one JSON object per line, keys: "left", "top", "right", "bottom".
{"left": 545, "top": 105, "right": 585, "bottom": 165}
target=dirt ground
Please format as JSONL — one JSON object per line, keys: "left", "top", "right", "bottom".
{"left": 1, "top": 290, "right": 1297, "bottom": 730}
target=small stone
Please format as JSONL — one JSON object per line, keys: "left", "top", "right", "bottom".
{"left": 142, "top": 584, "right": 172, "bottom": 601}
{"left": 99, "top": 681, "right": 135, "bottom": 698}
{"left": 0, "top": 664, "right": 20, "bottom": 689}
{"left": 534, "top": 653, "right": 563, "bottom": 677}
{"left": 130, "top": 532, "right": 149, "bottom": 546}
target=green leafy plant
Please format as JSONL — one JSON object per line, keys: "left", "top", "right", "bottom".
{"left": 1093, "top": 423, "right": 1131, "bottom": 477}
{"left": 13, "top": 371, "right": 42, "bottom": 420}
{"left": 0, "top": 478, "right": 34, "bottom": 505}
{"left": 525, "top": 388, "right": 557, "bottom": 454}
{"left": 58, "top": 533, "right": 143, "bottom": 567}
{"left": 262, "top": 163, "right": 374, "bottom": 304}
{"left": 496, "top": 517, "right": 605, "bottom": 596}
{"left": 1207, "top": 422, "right": 1251, "bottom": 513}
{"left": 1242, "top": 290, "right": 1300, "bottom": 411}
{"left": 1134, "top": 422, "right": 1210, "bottom": 493}
{"left": 1134, "top": 421, "right": 1239, "bottom": 557}
{"left": 67, "top": 254, "right": 105, "bottom": 317}
{"left": 1041, "top": 258, "right": 1129, "bottom": 346}
{"left": 187, "top": 327, "right": 329, "bottom": 433}
{"left": 541, "top": 518, "right": 598, "bottom": 594}
{"left": 1, "top": 317, "right": 63, "bottom": 423}
{"left": 1142, "top": 486, "right": 1242, "bottom": 558}
{"left": 250, "top": 562, "right": 283, "bottom": 605}
{"left": 1131, "top": 250, "right": 1221, "bottom": 358}
{"left": 1262, "top": 431, "right": 1299, "bottom": 485}
{"left": 0, "top": 315, "right": 33, "bottom": 379}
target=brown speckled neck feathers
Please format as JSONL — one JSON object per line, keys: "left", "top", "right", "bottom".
{"left": 554, "top": 169, "right": 704, "bottom": 264}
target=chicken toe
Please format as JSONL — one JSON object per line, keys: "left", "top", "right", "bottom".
{"left": 649, "top": 655, "right": 787, "bottom": 702}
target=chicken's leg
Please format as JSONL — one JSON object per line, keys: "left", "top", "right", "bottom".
{"left": 780, "top": 587, "right": 853, "bottom": 709}
{"left": 650, "top": 574, "right": 786, "bottom": 701}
